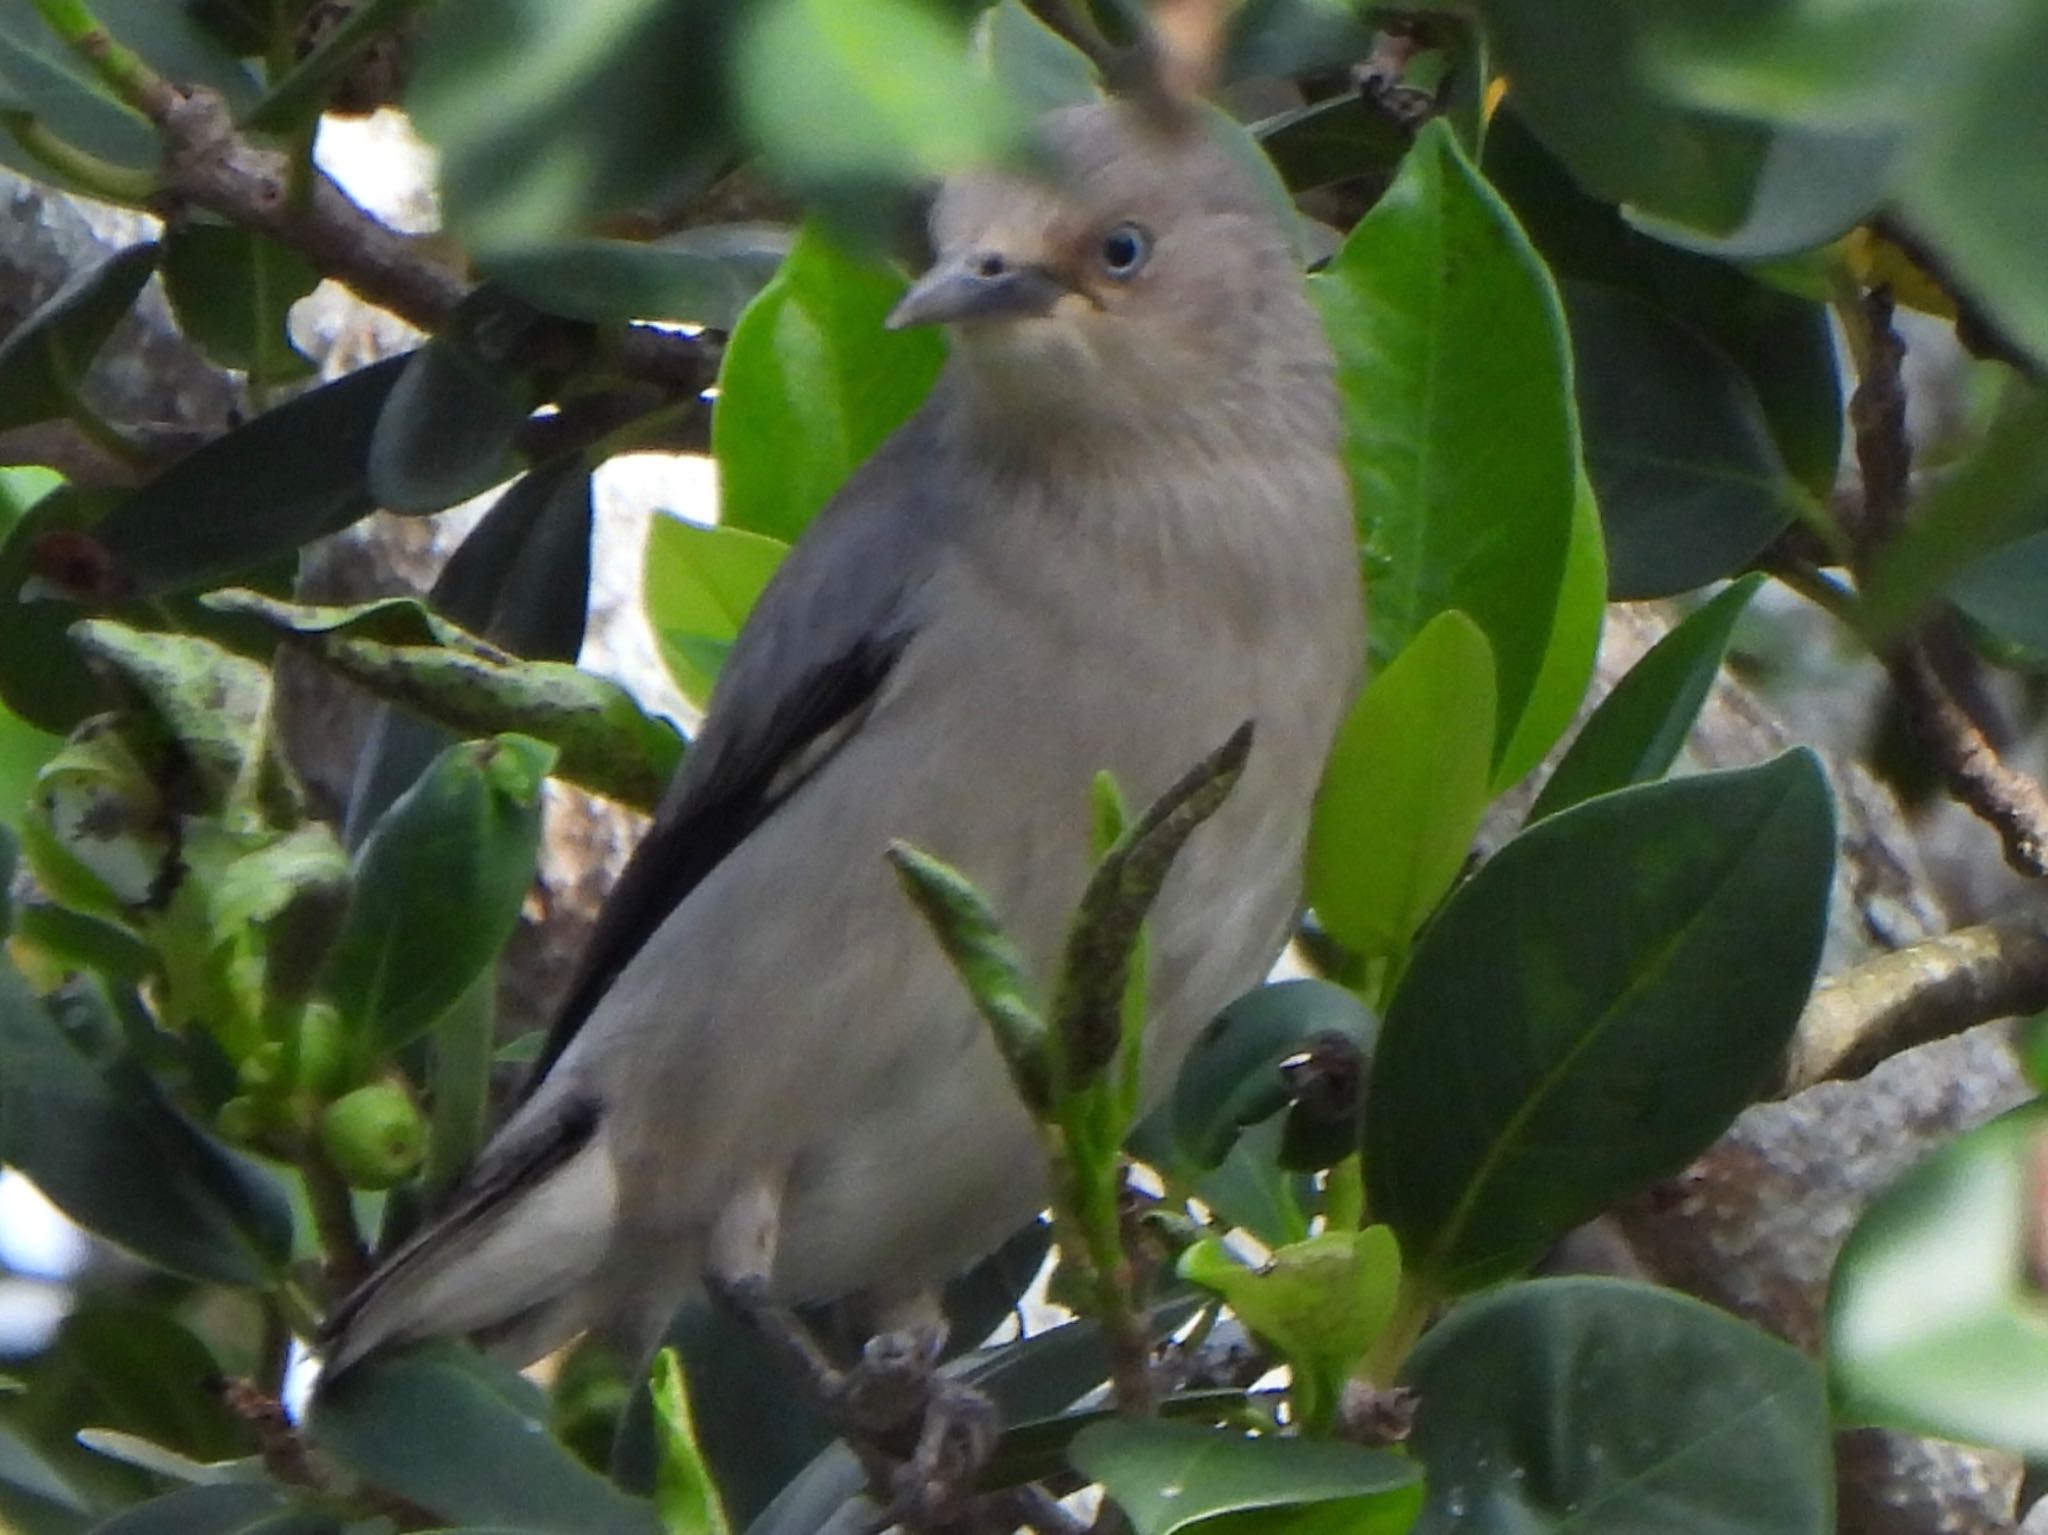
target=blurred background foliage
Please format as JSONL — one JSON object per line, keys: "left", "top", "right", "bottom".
{"left": 0, "top": 0, "right": 2046, "bottom": 1532}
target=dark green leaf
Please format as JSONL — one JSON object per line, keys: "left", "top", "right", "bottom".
{"left": 1530, "top": 574, "right": 1764, "bottom": 820}
{"left": 160, "top": 224, "right": 319, "bottom": 383}
{"left": 1406, "top": 1277, "right": 1830, "bottom": 1534}
{"left": 1566, "top": 281, "right": 1803, "bottom": 599}
{"left": 0, "top": 963, "right": 291, "bottom": 1284}
{"left": 0, "top": 1420, "right": 89, "bottom": 1535}
{"left": 1626, "top": 125, "right": 1898, "bottom": 263}
{"left": 1483, "top": 109, "right": 1844, "bottom": 504}
{"left": 0, "top": 242, "right": 158, "bottom": 433}
{"left": 1367, "top": 753, "right": 1835, "bottom": 1292}
{"left": 1165, "top": 980, "right": 1377, "bottom": 1171}
{"left": 1307, "top": 609, "right": 1496, "bottom": 961}
{"left": 405, "top": 0, "right": 736, "bottom": 252}
{"left": 0, "top": 699, "right": 60, "bottom": 832}
{"left": 87, "top": 1483, "right": 336, "bottom": 1535}
{"left": 978, "top": 0, "right": 1099, "bottom": 114}
{"left": 1493, "top": 471, "right": 1606, "bottom": 789}
{"left": 50, "top": 1300, "right": 243, "bottom": 1463}
{"left": 643, "top": 515, "right": 787, "bottom": 712}
{"left": 322, "top": 735, "right": 552, "bottom": 1054}
{"left": 1828, "top": 1104, "right": 2048, "bottom": 1458}
{"left": 344, "top": 457, "right": 596, "bottom": 837}
{"left": 368, "top": 342, "right": 526, "bottom": 517}
{"left": 738, "top": 0, "right": 1027, "bottom": 194}
{"left": 1311, "top": 120, "right": 1576, "bottom": 761}
{"left": 1254, "top": 94, "right": 1410, "bottom": 197}
{"left": 714, "top": 223, "right": 946, "bottom": 542}
{"left": 1222, "top": 0, "right": 1376, "bottom": 81}
{"left": 1861, "top": 394, "right": 2048, "bottom": 640}
{"left": 312, "top": 1350, "right": 657, "bottom": 1535}
{"left": 91, "top": 356, "right": 409, "bottom": 597}
{"left": 1070, "top": 1420, "right": 1421, "bottom": 1535}
{"left": 1952, "top": 530, "right": 2048, "bottom": 658}
{"left": 481, "top": 228, "right": 792, "bottom": 331}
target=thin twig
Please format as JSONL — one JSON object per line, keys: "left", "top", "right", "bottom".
{"left": 1849, "top": 285, "right": 2048, "bottom": 877}
{"left": 1777, "top": 922, "right": 2048, "bottom": 1096}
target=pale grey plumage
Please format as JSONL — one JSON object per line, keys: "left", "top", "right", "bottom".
{"left": 322, "top": 98, "right": 1364, "bottom": 1375}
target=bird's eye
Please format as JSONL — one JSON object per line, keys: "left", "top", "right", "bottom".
{"left": 1097, "top": 222, "right": 1151, "bottom": 280}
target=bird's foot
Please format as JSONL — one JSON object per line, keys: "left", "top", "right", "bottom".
{"left": 708, "top": 1281, "right": 1000, "bottom": 1532}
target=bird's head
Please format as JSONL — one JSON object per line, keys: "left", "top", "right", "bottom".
{"left": 890, "top": 99, "right": 1320, "bottom": 432}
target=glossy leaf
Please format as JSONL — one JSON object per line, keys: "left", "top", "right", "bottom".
{"left": 1531, "top": 574, "right": 1764, "bottom": 820}
{"left": 1566, "top": 281, "right": 1801, "bottom": 599}
{"left": 481, "top": 229, "right": 792, "bottom": 331}
{"left": 1307, "top": 610, "right": 1496, "bottom": 962}
{"left": 321, "top": 735, "right": 553, "bottom": 1055}
{"left": 714, "top": 224, "right": 945, "bottom": 542}
{"left": 368, "top": 338, "right": 526, "bottom": 516}
{"left": 405, "top": 0, "right": 736, "bottom": 252}
{"left": 1483, "top": 109, "right": 1843, "bottom": 504}
{"left": 643, "top": 515, "right": 788, "bottom": 712}
{"left": 1367, "top": 753, "right": 1835, "bottom": 1292}
{"left": 0, "top": 962, "right": 291, "bottom": 1285}
{"left": 90, "top": 355, "right": 409, "bottom": 597}
{"left": 1070, "top": 1420, "right": 1422, "bottom": 1535}
{"left": 1492, "top": 471, "right": 1605, "bottom": 790}
{"left": 1406, "top": 1277, "right": 1830, "bottom": 1534}
{"left": 1311, "top": 120, "right": 1576, "bottom": 761}
{"left": 312, "top": 1349, "right": 656, "bottom": 1535}
{"left": 1828, "top": 1104, "right": 2048, "bottom": 1458}
{"left": 0, "top": 241, "right": 158, "bottom": 433}
{"left": 160, "top": 225, "right": 319, "bottom": 384}
{"left": 1164, "top": 979, "right": 1377, "bottom": 1171}
{"left": 738, "top": 0, "right": 1027, "bottom": 192}
{"left": 649, "top": 1350, "right": 728, "bottom": 1535}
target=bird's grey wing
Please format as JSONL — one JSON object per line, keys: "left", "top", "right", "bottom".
{"left": 522, "top": 414, "right": 955, "bottom": 1092}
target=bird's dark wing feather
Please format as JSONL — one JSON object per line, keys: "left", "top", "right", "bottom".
{"left": 520, "top": 412, "right": 956, "bottom": 1092}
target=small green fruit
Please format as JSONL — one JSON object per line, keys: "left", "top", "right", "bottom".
{"left": 320, "top": 1082, "right": 426, "bottom": 1190}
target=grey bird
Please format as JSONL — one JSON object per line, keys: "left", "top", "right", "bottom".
{"left": 321, "top": 97, "right": 1364, "bottom": 1376}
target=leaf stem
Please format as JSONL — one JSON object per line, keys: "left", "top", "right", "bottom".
{"left": 25, "top": 0, "right": 174, "bottom": 118}
{"left": 0, "top": 112, "right": 157, "bottom": 203}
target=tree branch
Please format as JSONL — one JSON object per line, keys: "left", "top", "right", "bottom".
{"left": 1778, "top": 922, "right": 2048, "bottom": 1097}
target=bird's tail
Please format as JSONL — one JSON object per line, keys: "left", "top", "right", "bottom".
{"left": 318, "top": 1099, "right": 617, "bottom": 1378}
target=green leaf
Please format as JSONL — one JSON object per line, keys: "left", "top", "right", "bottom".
{"left": 1178, "top": 1227, "right": 1401, "bottom": 1412}
{"left": 0, "top": 962, "right": 292, "bottom": 1285}
{"left": 977, "top": 0, "right": 1100, "bottom": 114}
{"left": 160, "top": 224, "right": 319, "bottom": 384}
{"left": 1483, "top": 108, "right": 1844, "bottom": 505}
{"left": 1566, "top": 281, "right": 1802, "bottom": 599}
{"left": 1163, "top": 979, "right": 1377, "bottom": 1172}
{"left": 1367, "top": 752, "right": 1835, "bottom": 1293}
{"left": 1406, "top": 1277, "right": 1830, "bottom": 1534}
{"left": 1862, "top": 394, "right": 2048, "bottom": 641}
{"left": 1311, "top": 120, "right": 1576, "bottom": 761}
{"left": 1828, "top": 1103, "right": 2048, "bottom": 1458}
{"left": 0, "top": 241, "right": 158, "bottom": 433}
{"left": 368, "top": 335, "right": 528, "bottom": 517}
{"left": 0, "top": 698, "right": 61, "bottom": 832}
{"left": 1307, "top": 610, "right": 1496, "bottom": 962}
{"left": 205, "top": 589, "right": 678, "bottom": 813}
{"left": 1254, "top": 94, "right": 1410, "bottom": 198}
{"left": 405, "top": 0, "right": 736, "bottom": 252}
{"left": 714, "top": 223, "right": 946, "bottom": 543}
{"left": 0, "top": 1420, "right": 89, "bottom": 1534}
{"left": 1477, "top": 0, "right": 1882, "bottom": 250}
{"left": 47, "top": 1299, "right": 245, "bottom": 1464}
{"left": 87, "top": 1483, "right": 338, "bottom": 1535}
{"left": 321, "top": 735, "right": 553, "bottom": 1055}
{"left": 1070, "top": 1420, "right": 1421, "bottom": 1535}
{"left": 1531, "top": 574, "right": 1764, "bottom": 820}
{"left": 480, "top": 228, "right": 792, "bottom": 331}
{"left": 737, "top": 0, "right": 1028, "bottom": 192}
{"left": 643, "top": 516, "right": 788, "bottom": 712}
{"left": 1952, "top": 530, "right": 2048, "bottom": 658}
{"left": 312, "top": 1348, "right": 657, "bottom": 1535}
{"left": 649, "top": 1350, "right": 729, "bottom": 1535}
{"left": 1491, "top": 469, "right": 1606, "bottom": 790}
{"left": 90, "top": 356, "right": 409, "bottom": 597}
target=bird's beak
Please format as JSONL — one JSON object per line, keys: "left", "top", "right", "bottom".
{"left": 886, "top": 252, "right": 1069, "bottom": 330}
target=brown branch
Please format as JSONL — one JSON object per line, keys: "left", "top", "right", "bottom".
{"left": 1850, "top": 284, "right": 2048, "bottom": 878}
{"left": 1777, "top": 922, "right": 2048, "bottom": 1096}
